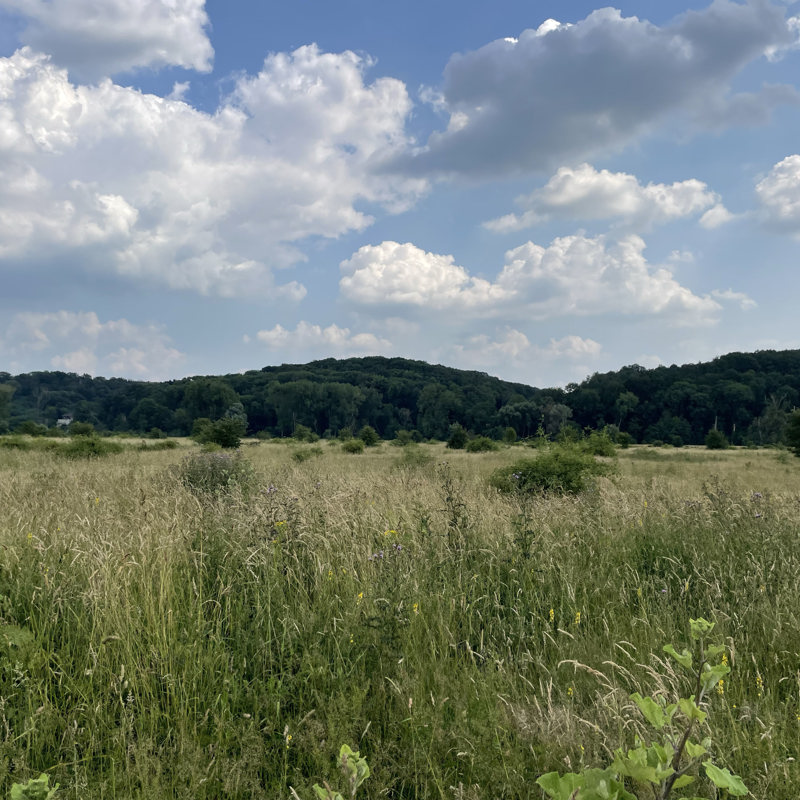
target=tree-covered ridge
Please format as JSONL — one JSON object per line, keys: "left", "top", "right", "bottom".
{"left": 1, "top": 349, "right": 800, "bottom": 445}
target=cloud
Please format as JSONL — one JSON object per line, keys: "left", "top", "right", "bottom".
{"left": 1, "top": 310, "right": 185, "bottom": 378}
{"left": 339, "top": 241, "right": 512, "bottom": 309}
{"left": 341, "top": 234, "right": 724, "bottom": 325}
{"left": 443, "top": 329, "right": 603, "bottom": 385}
{"left": 0, "top": 0, "right": 213, "bottom": 81}
{"left": 755, "top": 154, "right": 800, "bottom": 232}
{"left": 254, "top": 321, "right": 392, "bottom": 356}
{"left": 396, "top": 2, "right": 800, "bottom": 177}
{"left": 0, "top": 45, "right": 424, "bottom": 298}
{"left": 711, "top": 288, "right": 757, "bottom": 309}
{"left": 484, "top": 163, "right": 724, "bottom": 232}
{"left": 496, "top": 234, "right": 722, "bottom": 324}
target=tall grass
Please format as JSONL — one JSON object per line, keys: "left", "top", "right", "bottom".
{"left": 0, "top": 442, "right": 797, "bottom": 798}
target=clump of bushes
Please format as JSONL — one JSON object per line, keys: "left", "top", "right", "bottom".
{"left": 490, "top": 445, "right": 612, "bottom": 495}
{"left": 57, "top": 436, "right": 124, "bottom": 459}
{"left": 358, "top": 425, "right": 380, "bottom": 446}
{"left": 580, "top": 430, "right": 617, "bottom": 457}
{"left": 192, "top": 417, "right": 247, "bottom": 448}
{"left": 446, "top": 423, "right": 468, "bottom": 450}
{"left": 174, "top": 450, "right": 255, "bottom": 496}
{"left": 292, "top": 446, "right": 324, "bottom": 462}
{"left": 465, "top": 436, "right": 499, "bottom": 453}
{"left": 705, "top": 429, "right": 729, "bottom": 450}
{"left": 393, "top": 444, "right": 434, "bottom": 469}
{"left": 341, "top": 439, "right": 365, "bottom": 454}
{"left": 136, "top": 439, "right": 179, "bottom": 451}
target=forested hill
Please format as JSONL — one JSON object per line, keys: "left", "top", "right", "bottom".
{"left": 1, "top": 349, "right": 800, "bottom": 446}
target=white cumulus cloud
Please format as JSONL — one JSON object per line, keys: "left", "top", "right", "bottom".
{"left": 0, "top": 0, "right": 213, "bottom": 81}
{"left": 397, "top": 2, "right": 800, "bottom": 177}
{"left": 255, "top": 321, "right": 392, "bottom": 356}
{"left": 341, "top": 234, "right": 727, "bottom": 326}
{"left": 1, "top": 310, "right": 185, "bottom": 378}
{"left": 339, "top": 241, "right": 513, "bottom": 309}
{"left": 484, "top": 163, "right": 724, "bottom": 232}
{"left": 755, "top": 154, "right": 800, "bottom": 232}
{"left": 0, "top": 45, "right": 424, "bottom": 298}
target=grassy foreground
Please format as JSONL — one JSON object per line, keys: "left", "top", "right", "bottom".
{"left": 0, "top": 441, "right": 798, "bottom": 799}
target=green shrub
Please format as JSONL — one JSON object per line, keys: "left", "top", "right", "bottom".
{"left": 616, "top": 431, "right": 633, "bottom": 448}
{"left": 490, "top": 445, "right": 612, "bottom": 495}
{"left": 174, "top": 450, "right": 254, "bottom": 496}
{"left": 294, "top": 424, "right": 319, "bottom": 443}
{"left": 137, "top": 438, "right": 179, "bottom": 451}
{"left": 391, "top": 429, "right": 414, "bottom": 447}
{"left": 705, "top": 429, "right": 729, "bottom": 450}
{"left": 69, "top": 421, "right": 95, "bottom": 437}
{"left": 446, "top": 423, "right": 468, "bottom": 450}
{"left": 0, "top": 436, "right": 31, "bottom": 451}
{"left": 358, "top": 425, "right": 380, "bottom": 446}
{"left": 392, "top": 444, "right": 434, "bottom": 468}
{"left": 15, "top": 420, "right": 48, "bottom": 437}
{"left": 341, "top": 438, "right": 365, "bottom": 454}
{"left": 57, "top": 436, "right": 124, "bottom": 459}
{"left": 292, "top": 446, "right": 323, "bottom": 462}
{"left": 581, "top": 430, "right": 617, "bottom": 457}
{"left": 502, "top": 427, "right": 517, "bottom": 444}
{"left": 465, "top": 436, "right": 499, "bottom": 452}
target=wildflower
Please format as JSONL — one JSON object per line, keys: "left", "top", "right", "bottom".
{"left": 275, "top": 521, "right": 287, "bottom": 529}
{"left": 574, "top": 611, "right": 581, "bottom": 626}
{"left": 756, "top": 674, "right": 764, "bottom": 698}
{"left": 349, "top": 634, "right": 354, "bottom": 644}
{"left": 357, "top": 592, "right": 364, "bottom": 604}
{"left": 722, "top": 653, "right": 728, "bottom": 666}
{"left": 716, "top": 679, "right": 724, "bottom": 696}
{"left": 643, "top": 500, "right": 648, "bottom": 508}
{"left": 384, "top": 529, "right": 397, "bottom": 537}
{"left": 286, "top": 733, "right": 292, "bottom": 750}
{"left": 549, "top": 608, "right": 555, "bottom": 624}
{"left": 95, "top": 497, "right": 99, "bottom": 505}
{"left": 636, "top": 587, "right": 642, "bottom": 599}
{"left": 413, "top": 602, "right": 419, "bottom": 615}
{"left": 327, "top": 570, "right": 333, "bottom": 581}
{"left": 567, "top": 686, "right": 574, "bottom": 698}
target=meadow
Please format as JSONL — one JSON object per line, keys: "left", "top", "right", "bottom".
{"left": 0, "top": 439, "right": 798, "bottom": 799}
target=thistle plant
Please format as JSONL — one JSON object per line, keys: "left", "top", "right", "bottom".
{"left": 537, "top": 618, "right": 748, "bottom": 800}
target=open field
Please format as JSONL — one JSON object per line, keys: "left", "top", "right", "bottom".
{"left": 0, "top": 441, "right": 798, "bottom": 798}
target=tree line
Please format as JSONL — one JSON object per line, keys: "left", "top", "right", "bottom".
{"left": 1, "top": 350, "right": 800, "bottom": 446}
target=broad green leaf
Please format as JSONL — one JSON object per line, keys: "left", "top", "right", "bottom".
{"left": 581, "top": 769, "right": 637, "bottom": 800}
{"left": 678, "top": 697, "right": 707, "bottom": 724}
{"left": 684, "top": 739, "right": 707, "bottom": 759}
{"left": 706, "top": 644, "right": 726, "bottom": 659}
{"left": 536, "top": 771, "right": 583, "bottom": 799}
{"left": 663, "top": 644, "right": 693, "bottom": 669}
{"left": 690, "top": 618, "right": 715, "bottom": 639}
{"left": 703, "top": 762, "right": 749, "bottom": 796}
{"left": 701, "top": 663, "right": 730, "bottom": 693}
{"left": 630, "top": 692, "right": 665, "bottom": 729}
{"left": 673, "top": 774, "right": 696, "bottom": 789}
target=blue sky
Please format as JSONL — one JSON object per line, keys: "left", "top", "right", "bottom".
{"left": 1, "top": 0, "right": 799, "bottom": 387}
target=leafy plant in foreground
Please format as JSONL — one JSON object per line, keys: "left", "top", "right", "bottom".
{"left": 537, "top": 618, "right": 747, "bottom": 800}
{"left": 9, "top": 773, "right": 58, "bottom": 799}
{"left": 291, "top": 744, "right": 370, "bottom": 800}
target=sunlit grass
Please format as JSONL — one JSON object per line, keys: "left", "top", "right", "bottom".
{"left": 0, "top": 442, "right": 798, "bottom": 798}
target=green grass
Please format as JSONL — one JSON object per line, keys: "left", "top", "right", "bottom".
{"left": 0, "top": 441, "right": 798, "bottom": 798}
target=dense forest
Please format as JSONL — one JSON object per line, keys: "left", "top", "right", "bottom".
{"left": 1, "top": 349, "right": 800, "bottom": 446}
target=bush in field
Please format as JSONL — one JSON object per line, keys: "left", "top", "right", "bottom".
{"left": 465, "top": 436, "right": 499, "bottom": 453}
{"left": 786, "top": 410, "right": 800, "bottom": 456}
{"left": 616, "top": 431, "right": 633, "bottom": 448}
{"left": 58, "top": 436, "right": 124, "bottom": 459}
{"left": 358, "top": 425, "right": 380, "bottom": 446}
{"left": 446, "top": 423, "right": 468, "bottom": 450}
{"left": 294, "top": 424, "right": 319, "bottom": 443}
{"left": 705, "top": 429, "right": 729, "bottom": 450}
{"left": 502, "top": 427, "right": 517, "bottom": 444}
{"left": 192, "top": 417, "right": 247, "bottom": 448}
{"left": 391, "top": 429, "right": 413, "bottom": 447}
{"left": 581, "top": 429, "right": 617, "bottom": 457}
{"left": 490, "top": 445, "right": 612, "bottom": 495}
{"left": 292, "top": 446, "right": 323, "bottom": 462}
{"left": 174, "top": 450, "right": 254, "bottom": 496}
{"left": 341, "top": 438, "right": 365, "bottom": 454}
{"left": 15, "top": 420, "right": 49, "bottom": 437}
{"left": 69, "top": 421, "right": 95, "bottom": 437}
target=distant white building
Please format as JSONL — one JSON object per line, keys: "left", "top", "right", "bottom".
{"left": 56, "top": 415, "right": 73, "bottom": 428}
